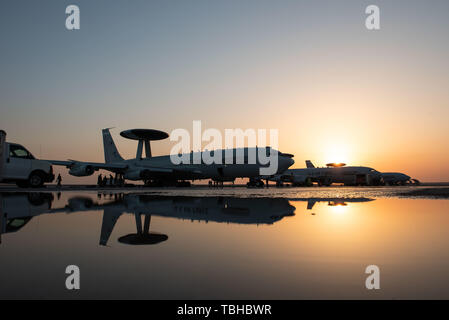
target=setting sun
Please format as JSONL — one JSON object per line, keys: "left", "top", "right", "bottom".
{"left": 323, "top": 143, "right": 350, "bottom": 165}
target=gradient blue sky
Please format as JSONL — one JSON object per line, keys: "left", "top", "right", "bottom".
{"left": 1, "top": 0, "right": 448, "bottom": 182}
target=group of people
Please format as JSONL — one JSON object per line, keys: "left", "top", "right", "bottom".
{"left": 52, "top": 173, "right": 125, "bottom": 188}
{"left": 97, "top": 174, "right": 125, "bottom": 187}
{"left": 208, "top": 180, "right": 225, "bottom": 188}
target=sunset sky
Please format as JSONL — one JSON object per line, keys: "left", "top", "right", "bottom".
{"left": 1, "top": 0, "right": 448, "bottom": 182}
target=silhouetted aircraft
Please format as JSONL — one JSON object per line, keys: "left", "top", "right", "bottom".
{"left": 0, "top": 192, "right": 295, "bottom": 246}
{"left": 270, "top": 160, "right": 383, "bottom": 186}
{"left": 48, "top": 128, "right": 294, "bottom": 186}
{"left": 381, "top": 172, "right": 420, "bottom": 185}
{"left": 65, "top": 194, "right": 296, "bottom": 245}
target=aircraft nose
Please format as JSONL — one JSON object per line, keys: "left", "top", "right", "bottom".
{"left": 288, "top": 157, "right": 295, "bottom": 167}
{"left": 278, "top": 152, "right": 294, "bottom": 172}
{"left": 282, "top": 156, "right": 294, "bottom": 170}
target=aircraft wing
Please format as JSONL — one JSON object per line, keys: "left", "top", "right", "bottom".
{"left": 48, "top": 160, "right": 204, "bottom": 177}
{"left": 47, "top": 160, "right": 128, "bottom": 171}
{"left": 135, "top": 164, "right": 202, "bottom": 175}
{"left": 143, "top": 167, "right": 174, "bottom": 173}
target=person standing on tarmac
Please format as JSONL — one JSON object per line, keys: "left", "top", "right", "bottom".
{"left": 56, "top": 174, "right": 62, "bottom": 187}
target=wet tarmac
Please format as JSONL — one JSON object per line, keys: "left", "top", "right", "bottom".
{"left": 1, "top": 186, "right": 449, "bottom": 299}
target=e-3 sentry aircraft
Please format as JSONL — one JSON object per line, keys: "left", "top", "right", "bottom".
{"left": 381, "top": 172, "right": 420, "bottom": 186}
{"left": 48, "top": 128, "right": 295, "bottom": 186}
{"left": 270, "top": 160, "right": 383, "bottom": 186}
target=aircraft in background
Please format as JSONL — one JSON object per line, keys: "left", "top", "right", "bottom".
{"left": 48, "top": 128, "right": 294, "bottom": 187}
{"left": 381, "top": 172, "right": 420, "bottom": 185}
{"left": 270, "top": 160, "right": 383, "bottom": 186}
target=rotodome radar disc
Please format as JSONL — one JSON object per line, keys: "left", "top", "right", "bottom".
{"left": 326, "top": 163, "right": 346, "bottom": 167}
{"left": 118, "top": 233, "right": 169, "bottom": 245}
{"left": 120, "top": 129, "right": 169, "bottom": 141}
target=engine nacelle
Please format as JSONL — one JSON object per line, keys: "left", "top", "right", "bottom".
{"left": 69, "top": 164, "right": 95, "bottom": 177}
{"left": 292, "top": 175, "right": 308, "bottom": 184}
{"left": 123, "top": 169, "right": 149, "bottom": 181}
{"left": 67, "top": 197, "right": 94, "bottom": 211}
{"left": 283, "top": 174, "right": 312, "bottom": 186}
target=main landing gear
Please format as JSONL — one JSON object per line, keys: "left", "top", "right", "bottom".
{"left": 143, "top": 180, "right": 191, "bottom": 187}
{"left": 247, "top": 178, "right": 265, "bottom": 188}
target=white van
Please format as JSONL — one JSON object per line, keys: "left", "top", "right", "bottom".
{"left": 0, "top": 130, "right": 54, "bottom": 188}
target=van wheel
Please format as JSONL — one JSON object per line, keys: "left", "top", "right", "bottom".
{"left": 28, "top": 171, "right": 44, "bottom": 188}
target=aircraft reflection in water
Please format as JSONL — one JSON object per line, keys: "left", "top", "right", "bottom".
{"left": 292, "top": 197, "right": 374, "bottom": 210}
{"left": 0, "top": 192, "right": 296, "bottom": 246}
{"left": 0, "top": 193, "right": 375, "bottom": 245}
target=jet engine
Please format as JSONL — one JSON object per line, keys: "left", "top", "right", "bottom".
{"left": 66, "top": 197, "right": 95, "bottom": 211}
{"left": 291, "top": 175, "right": 312, "bottom": 186}
{"left": 69, "top": 164, "right": 95, "bottom": 177}
{"left": 292, "top": 175, "right": 308, "bottom": 184}
{"left": 124, "top": 170, "right": 150, "bottom": 181}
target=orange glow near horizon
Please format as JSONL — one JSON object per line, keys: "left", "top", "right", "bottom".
{"left": 323, "top": 142, "right": 350, "bottom": 165}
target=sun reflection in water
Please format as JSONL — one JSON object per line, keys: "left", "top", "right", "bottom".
{"left": 328, "top": 202, "right": 348, "bottom": 215}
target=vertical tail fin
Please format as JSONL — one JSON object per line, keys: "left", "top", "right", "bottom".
{"left": 99, "top": 209, "right": 122, "bottom": 246}
{"left": 102, "top": 128, "right": 123, "bottom": 163}
{"left": 305, "top": 160, "right": 315, "bottom": 168}
{"left": 307, "top": 200, "right": 316, "bottom": 210}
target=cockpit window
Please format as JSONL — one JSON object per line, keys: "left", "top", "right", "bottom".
{"left": 9, "top": 144, "right": 35, "bottom": 159}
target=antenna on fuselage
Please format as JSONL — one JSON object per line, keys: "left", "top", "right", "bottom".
{"left": 120, "top": 129, "right": 169, "bottom": 159}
